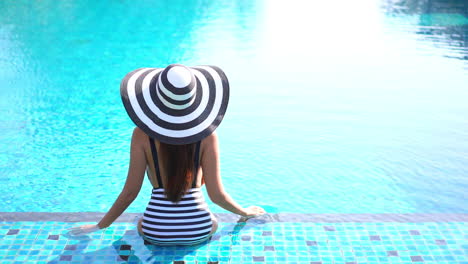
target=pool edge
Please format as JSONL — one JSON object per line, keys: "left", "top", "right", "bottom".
{"left": 1, "top": 212, "right": 468, "bottom": 222}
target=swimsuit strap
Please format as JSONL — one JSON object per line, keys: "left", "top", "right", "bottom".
{"left": 149, "top": 137, "right": 163, "bottom": 188}
{"left": 192, "top": 141, "right": 201, "bottom": 188}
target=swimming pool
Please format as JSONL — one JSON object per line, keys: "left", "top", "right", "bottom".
{"left": 1, "top": 0, "right": 467, "bottom": 263}
{"left": 1, "top": 0, "right": 467, "bottom": 214}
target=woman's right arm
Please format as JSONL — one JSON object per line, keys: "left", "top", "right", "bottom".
{"left": 202, "top": 133, "right": 265, "bottom": 217}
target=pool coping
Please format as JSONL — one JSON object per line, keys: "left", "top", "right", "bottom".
{"left": 1, "top": 212, "right": 467, "bottom": 222}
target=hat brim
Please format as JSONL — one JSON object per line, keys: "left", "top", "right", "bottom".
{"left": 120, "top": 65, "right": 229, "bottom": 145}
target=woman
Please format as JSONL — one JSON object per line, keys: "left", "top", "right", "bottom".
{"left": 70, "top": 64, "right": 265, "bottom": 245}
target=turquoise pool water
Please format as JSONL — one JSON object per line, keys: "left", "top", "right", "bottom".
{"left": 0, "top": 0, "right": 467, "bottom": 214}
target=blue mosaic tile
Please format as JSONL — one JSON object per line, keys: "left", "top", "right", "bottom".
{"left": 6, "top": 229, "right": 19, "bottom": 235}
{"left": 47, "top": 235, "right": 59, "bottom": 240}
{"left": 0, "top": 220, "right": 467, "bottom": 263}
{"left": 410, "top": 255, "right": 424, "bottom": 262}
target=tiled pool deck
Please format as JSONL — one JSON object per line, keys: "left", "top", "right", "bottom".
{"left": 0, "top": 213, "right": 467, "bottom": 264}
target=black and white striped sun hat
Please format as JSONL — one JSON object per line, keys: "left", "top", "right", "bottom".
{"left": 120, "top": 64, "right": 230, "bottom": 145}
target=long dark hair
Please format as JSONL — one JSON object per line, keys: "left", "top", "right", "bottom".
{"left": 159, "top": 142, "right": 196, "bottom": 202}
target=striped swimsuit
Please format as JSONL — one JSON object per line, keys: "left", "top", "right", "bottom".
{"left": 141, "top": 138, "right": 214, "bottom": 245}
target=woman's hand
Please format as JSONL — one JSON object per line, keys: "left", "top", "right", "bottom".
{"left": 68, "top": 224, "right": 101, "bottom": 236}
{"left": 243, "top": 205, "right": 266, "bottom": 218}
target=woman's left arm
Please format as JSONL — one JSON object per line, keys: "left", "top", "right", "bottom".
{"left": 69, "top": 128, "right": 147, "bottom": 235}
{"left": 97, "top": 128, "right": 147, "bottom": 228}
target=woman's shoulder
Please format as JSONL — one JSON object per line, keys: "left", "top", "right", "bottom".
{"left": 131, "top": 127, "right": 148, "bottom": 145}
{"left": 202, "top": 132, "right": 218, "bottom": 146}
{"left": 200, "top": 132, "right": 219, "bottom": 156}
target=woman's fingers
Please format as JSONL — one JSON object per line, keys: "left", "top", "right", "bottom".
{"left": 245, "top": 206, "right": 266, "bottom": 217}
{"left": 251, "top": 206, "right": 266, "bottom": 214}
{"left": 68, "top": 224, "right": 100, "bottom": 236}
{"left": 68, "top": 227, "right": 82, "bottom": 236}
